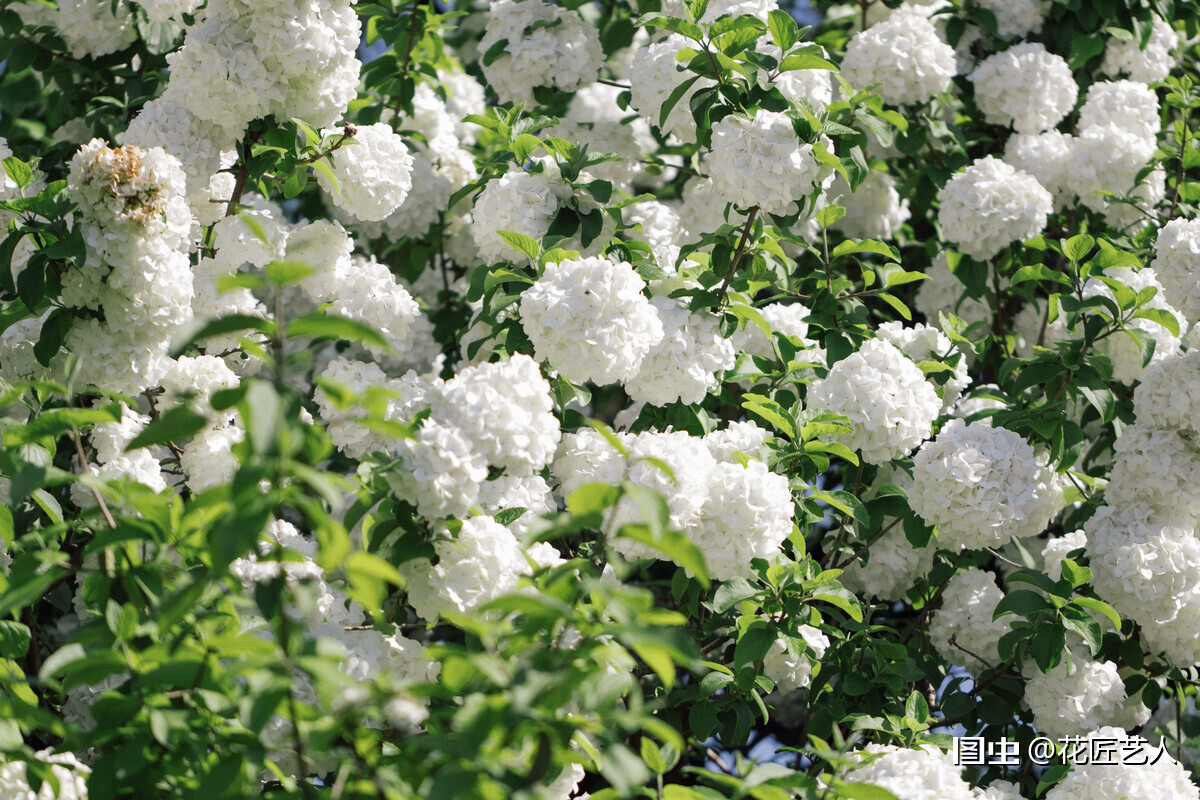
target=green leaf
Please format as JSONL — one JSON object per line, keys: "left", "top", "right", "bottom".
{"left": 282, "top": 167, "right": 308, "bottom": 199}
{"left": 496, "top": 230, "right": 541, "bottom": 261}
{"left": 741, "top": 395, "right": 795, "bottom": 438}
{"left": 126, "top": 405, "right": 208, "bottom": 451}
{"left": 1063, "top": 234, "right": 1095, "bottom": 263}
{"left": 1131, "top": 308, "right": 1181, "bottom": 337}
{"left": 287, "top": 314, "right": 390, "bottom": 350}
{"left": 1070, "top": 596, "right": 1122, "bottom": 631}
{"left": 2, "top": 157, "right": 33, "bottom": 189}
{"left": 263, "top": 260, "right": 313, "bottom": 285}
{"left": 993, "top": 590, "right": 1054, "bottom": 619}
{"left": 637, "top": 13, "right": 705, "bottom": 42}
{"left": 712, "top": 576, "right": 762, "bottom": 613}
{"left": 830, "top": 239, "right": 899, "bottom": 262}
{"left": 779, "top": 53, "right": 838, "bottom": 72}
{"left": 734, "top": 621, "right": 775, "bottom": 666}
{"left": 169, "top": 314, "right": 275, "bottom": 358}
{"left": 767, "top": 9, "right": 800, "bottom": 51}
{"left": 617, "top": 524, "right": 710, "bottom": 587}
{"left": 875, "top": 291, "right": 911, "bottom": 320}
{"left": 567, "top": 482, "right": 621, "bottom": 517}
{"left": 809, "top": 585, "right": 862, "bottom": 623}
{"left": 1010, "top": 263, "right": 1072, "bottom": 287}
{"left": 816, "top": 204, "right": 846, "bottom": 229}
{"left": 0, "top": 621, "right": 31, "bottom": 658}
{"left": 482, "top": 38, "right": 509, "bottom": 66}
{"left": 344, "top": 551, "right": 405, "bottom": 613}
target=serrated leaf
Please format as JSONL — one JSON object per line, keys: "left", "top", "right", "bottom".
{"left": 126, "top": 405, "right": 208, "bottom": 451}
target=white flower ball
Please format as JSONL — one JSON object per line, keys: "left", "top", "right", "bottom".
{"left": 973, "top": 0, "right": 1050, "bottom": 39}
{"left": 472, "top": 169, "right": 571, "bottom": 265}
{"left": 927, "top": 568, "right": 1010, "bottom": 675}
{"left": 317, "top": 123, "right": 413, "bottom": 222}
{"left": 1102, "top": 17, "right": 1178, "bottom": 83}
{"left": 1152, "top": 218, "right": 1200, "bottom": 324}
{"left": 875, "top": 321, "right": 971, "bottom": 412}
{"left": 809, "top": 338, "right": 941, "bottom": 464}
{"left": 1081, "top": 267, "right": 1184, "bottom": 384}
{"left": 937, "top": 155, "right": 1052, "bottom": 260}
{"left": 1045, "top": 727, "right": 1199, "bottom": 800}
{"left": 391, "top": 420, "right": 487, "bottom": 520}
{"left": 622, "top": 296, "right": 735, "bottom": 407}
{"left": 629, "top": 35, "right": 717, "bottom": 141}
{"left": 910, "top": 420, "right": 1060, "bottom": 551}
{"left": 691, "top": 459, "right": 795, "bottom": 580}
{"left": 829, "top": 170, "right": 911, "bottom": 240}
{"left": 520, "top": 256, "right": 664, "bottom": 386}
{"left": 843, "top": 743, "right": 977, "bottom": 800}
{"left": 479, "top": 0, "right": 602, "bottom": 106}
{"left": 1078, "top": 80, "right": 1160, "bottom": 143}
{"left": 1133, "top": 350, "right": 1200, "bottom": 437}
{"left": 431, "top": 355, "right": 560, "bottom": 474}
{"left": 1023, "top": 647, "right": 1148, "bottom": 740}
{"left": 1106, "top": 422, "right": 1200, "bottom": 519}
{"left": 706, "top": 110, "right": 830, "bottom": 215}
{"left": 840, "top": 9, "right": 957, "bottom": 106}
{"left": 969, "top": 43, "right": 1076, "bottom": 133}
{"left": 1003, "top": 130, "right": 1076, "bottom": 210}
{"left": 763, "top": 625, "right": 829, "bottom": 694}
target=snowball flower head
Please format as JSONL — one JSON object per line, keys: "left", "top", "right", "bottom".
{"left": 431, "top": 355, "right": 560, "bottom": 474}
{"left": 1004, "top": 131, "right": 1076, "bottom": 210}
{"left": 1078, "top": 80, "right": 1160, "bottom": 143}
{"left": 622, "top": 296, "right": 736, "bottom": 407}
{"left": 1045, "top": 727, "right": 1199, "bottom": 800}
{"left": 973, "top": 0, "right": 1050, "bottom": 39}
{"left": 1152, "top": 218, "right": 1200, "bottom": 325}
{"left": 479, "top": 0, "right": 602, "bottom": 106}
{"left": 317, "top": 123, "right": 413, "bottom": 222}
{"left": 1102, "top": 16, "right": 1178, "bottom": 83}
{"left": 840, "top": 9, "right": 956, "bottom": 106}
{"left": 843, "top": 743, "right": 977, "bottom": 800}
{"left": 969, "top": 43, "right": 1076, "bottom": 133}
{"left": 691, "top": 459, "right": 795, "bottom": 580}
{"left": 472, "top": 169, "right": 571, "bottom": 265}
{"left": 629, "top": 35, "right": 716, "bottom": 141}
{"left": 706, "top": 110, "right": 830, "bottom": 215}
{"left": 909, "top": 419, "right": 1059, "bottom": 550}
{"left": 809, "top": 338, "right": 940, "bottom": 464}
{"left": 1023, "top": 648, "right": 1148, "bottom": 740}
{"left": 763, "top": 625, "right": 830, "bottom": 694}
{"left": 938, "top": 155, "right": 1052, "bottom": 260}
{"left": 520, "top": 256, "right": 664, "bottom": 386}
{"left": 830, "top": 169, "right": 910, "bottom": 240}
{"left": 927, "top": 567, "right": 1010, "bottom": 675}
{"left": 0, "top": 749, "right": 91, "bottom": 800}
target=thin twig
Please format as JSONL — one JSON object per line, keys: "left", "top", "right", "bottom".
{"left": 713, "top": 206, "right": 759, "bottom": 308}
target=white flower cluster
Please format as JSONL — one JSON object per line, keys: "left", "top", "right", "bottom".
{"left": 472, "top": 168, "right": 572, "bottom": 265}
{"left": 974, "top": 0, "right": 1050, "bottom": 39}
{"left": 1003, "top": 130, "right": 1075, "bottom": 210}
{"left": 552, "top": 427, "right": 794, "bottom": 580}
{"left": 0, "top": 749, "right": 90, "bottom": 800}
{"left": 550, "top": 83, "right": 655, "bottom": 190}
{"left": 629, "top": 35, "right": 717, "bottom": 142}
{"left": 842, "top": 743, "right": 977, "bottom": 800}
{"left": 1102, "top": 17, "right": 1178, "bottom": 83}
{"left": 913, "top": 253, "right": 993, "bottom": 334}
{"left": 763, "top": 625, "right": 830, "bottom": 694}
{"left": 1151, "top": 218, "right": 1200, "bottom": 325}
{"left": 622, "top": 296, "right": 736, "bottom": 407}
{"left": 927, "top": 567, "right": 1010, "bottom": 675}
{"left": 1023, "top": 646, "right": 1149, "bottom": 740}
{"left": 706, "top": 110, "right": 831, "bottom": 215}
{"left": 52, "top": 0, "right": 138, "bottom": 59}
{"left": 970, "top": 43, "right": 1076, "bottom": 133}
{"left": 317, "top": 124, "right": 413, "bottom": 222}
{"left": 64, "top": 140, "right": 195, "bottom": 395}
{"left": 479, "top": 0, "right": 602, "bottom": 106}
{"left": 1081, "top": 267, "right": 1184, "bottom": 383}
{"left": 840, "top": 9, "right": 957, "bottom": 107}
{"left": 829, "top": 170, "right": 911, "bottom": 241}
{"left": 909, "top": 419, "right": 1059, "bottom": 551}
{"left": 520, "top": 256, "right": 665, "bottom": 386}
{"left": 938, "top": 155, "right": 1052, "bottom": 261}
{"left": 1045, "top": 727, "right": 1199, "bottom": 800}
{"left": 136, "top": 0, "right": 204, "bottom": 22}
{"left": 314, "top": 357, "right": 434, "bottom": 459}
{"left": 875, "top": 321, "right": 971, "bottom": 411}
{"left": 1067, "top": 79, "right": 1161, "bottom": 219}
{"left": 809, "top": 338, "right": 941, "bottom": 464}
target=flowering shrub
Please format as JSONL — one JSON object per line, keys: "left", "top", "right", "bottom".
{"left": 0, "top": 0, "right": 1199, "bottom": 798}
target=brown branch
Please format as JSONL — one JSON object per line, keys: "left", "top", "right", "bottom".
{"left": 713, "top": 206, "right": 760, "bottom": 308}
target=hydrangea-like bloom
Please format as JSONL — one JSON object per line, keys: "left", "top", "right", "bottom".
{"left": 479, "top": 0, "right": 602, "bottom": 106}
{"left": 472, "top": 169, "right": 572, "bottom": 265}
{"left": 520, "top": 256, "right": 664, "bottom": 386}
{"left": 1133, "top": 350, "right": 1200, "bottom": 437}
{"left": 839, "top": 9, "right": 956, "bottom": 106}
{"left": 842, "top": 743, "right": 977, "bottom": 800}
{"left": 317, "top": 123, "right": 413, "bottom": 222}
{"left": 1003, "top": 131, "right": 1076, "bottom": 210}
{"left": 1079, "top": 80, "right": 1161, "bottom": 143}
{"left": 809, "top": 338, "right": 940, "bottom": 464}
{"left": 938, "top": 155, "right": 1052, "bottom": 260}
{"left": 692, "top": 460, "right": 795, "bottom": 580}
{"left": 927, "top": 568, "right": 1010, "bottom": 675}
{"left": 829, "top": 170, "right": 910, "bottom": 240}
{"left": 763, "top": 625, "right": 830, "bottom": 694}
{"left": 875, "top": 321, "right": 971, "bottom": 412}
{"left": 401, "top": 516, "right": 534, "bottom": 620}
{"left": 969, "top": 44, "right": 1076, "bottom": 133}
{"left": 1106, "top": 422, "right": 1200, "bottom": 519}
{"left": 390, "top": 420, "right": 487, "bottom": 519}
{"left": 1023, "top": 647, "right": 1149, "bottom": 740}
{"left": 704, "top": 420, "right": 771, "bottom": 464}
{"left": 1102, "top": 16, "right": 1178, "bottom": 83}
{"left": 629, "top": 35, "right": 716, "bottom": 141}
{"left": 973, "top": 0, "right": 1050, "bottom": 39}
{"left": 910, "top": 420, "right": 1059, "bottom": 550}
{"left": 180, "top": 423, "right": 244, "bottom": 493}
{"left": 1081, "top": 267, "right": 1184, "bottom": 384}
{"left": 913, "top": 253, "right": 992, "bottom": 333}
{"left": 136, "top": 0, "right": 204, "bottom": 22}
{"left": 707, "top": 110, "right": 829, "bottom": 214}
{"left": 623, "top": 297, "right": 735, "bottom": 407}
{"left": 431, "top": 355, "right": 560, "bottom": 474}
{"left": 1045, "top": 727, "right": 1199, "bottom": 800}
{"left": 549, "top": 83, "right": 655, "bottom": 190}
{"left": 0, "top": 749, "right": 91, "bottom": 800}
{"left": 55, "top": 0, "right": 137, "bottom": 59}
{"left": 1041, "top": 529, "right": 1088, "bottom": 581}
{"left": 1151, "top": 218, "right": 1200, "bottom": 324}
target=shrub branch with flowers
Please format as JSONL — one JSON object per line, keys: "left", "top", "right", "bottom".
{"left": 0, "top": 0, "right": 1199, "bottom": 798}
